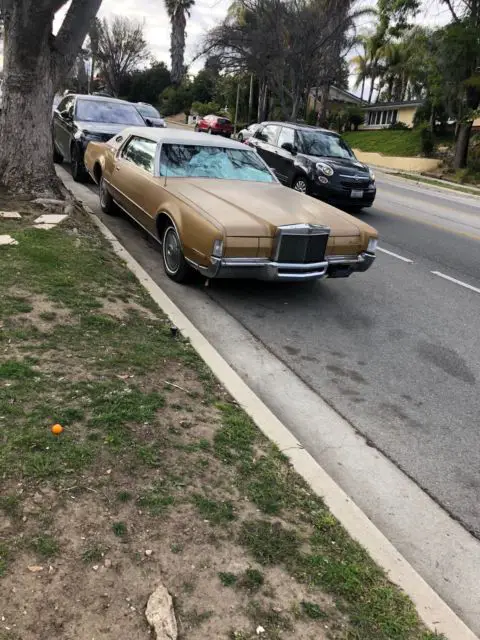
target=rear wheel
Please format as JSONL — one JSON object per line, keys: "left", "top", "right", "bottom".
{"left": 207, "top": 127, "right": 213, "bottom": 135}
{"left": 292, "top": 176, "right": 310, "bottom": 195}
{"left": 99, "top": 176, "right": 117, "bottom": 215}
{"left": 71, "top": 145, "right": 88, "bottom": 183}
{"left": 162, "top": 225, "right": 194, "bottom": 283}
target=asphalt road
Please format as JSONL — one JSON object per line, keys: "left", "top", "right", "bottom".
{"left": 78, "top": 163, "right": 480, "bottom": 539}
{"left": 201, "top": 174, "right": 480, "bottom": 536}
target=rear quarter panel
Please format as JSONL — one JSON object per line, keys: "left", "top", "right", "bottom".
{"left": 84, "top": 142, "right": 115, "bottom": 183}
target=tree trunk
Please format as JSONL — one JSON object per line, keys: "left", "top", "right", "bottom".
{"left": 0, "top": 0, "right": 101, "bottom": 196}
{"left": 247, "top": 73, "right": 254, "bottom": 124}
{"left": 258, "top": 80, "right": 268, "bottom": 122}
{"left": 170, "top": 11, "right": 186, "bottom": 84}
{"left": 0, "top": 6, "right": 58, "bottom": 195}
{"left": 316, "top": 86, "right": 329, "bottom": 128}
{"left": 360, "top": 78, "right": 365, "bottom": 101}
{"left": 367, "top": 78, "right": 375, "bottom": 104}
{"left": 453, "top": 122, "right": 473, "bottom": 169}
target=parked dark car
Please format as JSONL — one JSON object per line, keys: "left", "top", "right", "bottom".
{"left": 194, "top": 114, "right": 233, "bottom": 137}
{"left": 134, "top": 102, "right": 166, "bottom": 128}
{"left": 52, "top": 94, "right": 146, "bottom": 182}
{"left": 247, "top": 122, "right": 376, "bottom": 210}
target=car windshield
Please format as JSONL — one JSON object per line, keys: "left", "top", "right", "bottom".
{"left": 298, "top": 130, "right": 354, "bottom": 159}
{"left": 75, "top": 99, "right": 145, "bottom": 125}
{"left": 137, "top": 104, "right": 161, "bottom": 118}
{"left": 160, "top": 144, "right": 274, "bottom": 182}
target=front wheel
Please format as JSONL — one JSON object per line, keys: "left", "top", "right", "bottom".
{"left": 162, "top": 225, "right": 194, "bottom": 283}
{"left": 71, "top": 145, "right": 88, "bottom": 183}
{"left": 237, "top": 133, "right": 244, "bottom": 142}
{"left": 99, "top": 177, "right": 117, "bottom": 215}
{"left": 292, "top": 176, "right": 310, "bottom": 195}
{"left": 207, "top": 127, "right": 213, "bottom": 135}
{"left": 194, "top": 124, "right": 200, "bottom": 132}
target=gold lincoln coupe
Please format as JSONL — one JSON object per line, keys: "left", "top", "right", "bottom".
{"left": 84, "top": 127, "right": 378, "bottom": 283}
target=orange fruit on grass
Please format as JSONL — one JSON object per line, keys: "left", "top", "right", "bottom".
{"left": 51, "top": 424, "right": 64, "bottom": 435}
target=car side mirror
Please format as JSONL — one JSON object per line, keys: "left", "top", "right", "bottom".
{"left": 60, "top": 109, "right": 72, "bottom": 120}
{"left": 145, "top": 118, "right": 153, "bottom": 127}
{"left": 281, "top": 142, "right": 297, "bottom": 155}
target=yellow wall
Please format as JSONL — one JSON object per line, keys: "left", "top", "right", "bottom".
{"left": 398, "top": 106, "right": 416, "bottom": 127}
{"left": 352, "top": 149, "right": 440, "bottom": 173}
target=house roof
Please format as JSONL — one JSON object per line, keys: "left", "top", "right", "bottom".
{"left": 363, "top": 100, "right": 423, "bottom": 111}
{"left": 310, "top": 85, "right": 366, "bottom": 106}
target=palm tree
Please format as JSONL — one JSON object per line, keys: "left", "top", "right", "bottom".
{"left": 351, "top": 40, "right": 369, "bottom": 100}
{"left": 164, "top": 0, "right": 195, "bottom": 84}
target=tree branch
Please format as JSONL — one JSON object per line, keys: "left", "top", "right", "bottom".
{"left": 442, "top": 0, "right": 461, "bottom": 22}
{"left": 54, "top": 0, "right": 102, "bottom": 66}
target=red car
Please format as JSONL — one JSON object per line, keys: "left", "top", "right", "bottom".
{"left": 194, "top": 114, "right": 233, "bottom": 137}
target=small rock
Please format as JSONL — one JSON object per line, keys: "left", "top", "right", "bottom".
{"left": 0, "top": 211, "right": 22, "bottom": 219}
{"left": 33, "top": 198, "right": 65, "bottom": 207}
{"left": 92, "top": 565, "right": 99, "bottom": 571}
{"left": 32, "top": 492, "right": 43, "bottom": 505}
{"left": 27, "top": 565, "right": 43, "bottom": 573}
{"left": 0, "top": 235, "right": 19, "bottom": 247}
{"left": 145, "top": 550, "right": 153, "bottom": 557}
{"left": 256, "top": 626, "right": 265, "bottom": 635}
{"left": 104, "top": 559, "right": 112, "bottom": 568}
{"left": 145, "top": 584, "right": 178, "bottom": 640}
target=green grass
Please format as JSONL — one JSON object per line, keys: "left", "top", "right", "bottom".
{"left": 0, "top": 204, "right": 444, "bottom": 640}
{"left": 112, "top": 521, "right": 128, "bottom": 538}
{"left": 344, "top": 129, "right": 423, "bottom": 157}
{"left": 192, "top": 495, "right": 236, "bottom": 524}
{"left": 29, "top": 535, "right": 59, "bottom": 558}
{"left": 301, "top": 601, "right": 327, "bottom": 620}
{"left": 219, "top": 571, "right": 238, "bottom": 587}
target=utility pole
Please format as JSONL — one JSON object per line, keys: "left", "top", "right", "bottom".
{"left": 247, "top": 73, "right": 254, "bottom": 124}
{"left": 234, "top": 80, "right": 241, "bottom": 136}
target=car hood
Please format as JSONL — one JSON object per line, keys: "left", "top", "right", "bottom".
{"left": 75, "top": 121, "right": 131, "bottom": 136}
{"left": 146, "top": 117, "right": 165, "bottom": 126}
{"left": 303, "top": 154, "right": 369, "bottom": 175}
{"left": 165, "top": 179, "right": 377, "bottom": 238}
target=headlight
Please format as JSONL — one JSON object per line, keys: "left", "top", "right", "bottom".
{"left": 369, "top": 168, "right": 375, "bottom": 182}
{"left": 212, "top": 239, "right": 224, "bottom": 258}
{"left": 367, "top": 238, "right": 378, "bottom": 253}
{"left": 316, "top": 162, "right": 334, "bottom": 177}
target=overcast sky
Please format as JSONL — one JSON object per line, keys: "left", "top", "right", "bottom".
{"left": 0, "top": 0, "right": 453, "bottom": 87}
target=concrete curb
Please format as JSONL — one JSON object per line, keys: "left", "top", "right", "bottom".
{"left": 59, "top": 167, "right": 478, "bottom": 640}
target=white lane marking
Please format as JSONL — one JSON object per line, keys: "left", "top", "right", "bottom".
{"left": 431, "top": 271, "right": 480, "bottom": 294}
{"left": 377, "top": 247, "right": 414, "bottom": 263}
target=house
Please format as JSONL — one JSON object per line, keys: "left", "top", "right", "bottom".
{"left": 361, "top": 100, "right": 423, "bottom": 129}
{"left": 308, "top": 86, "right": 365, "bottom": 116}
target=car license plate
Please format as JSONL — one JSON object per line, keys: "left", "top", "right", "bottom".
{"left": 351, "top": 189, "right": 363, "bottom": 198}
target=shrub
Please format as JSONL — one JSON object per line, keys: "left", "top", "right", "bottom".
{"left": 417, "top": 122, "right": 435, "bottom": 156}
{"left": 346, "top": 105, "right": 365, "bottom": 131}
{"left": 160, "top": 85, "right": 192, "bottom": 116}
{"left": 389, "top": 121, "right": 409, "bottom": 130}
{"left": 191, "top": 101, "right": 222, "bottom": 117}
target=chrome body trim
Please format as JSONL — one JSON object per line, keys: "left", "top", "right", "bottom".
{"left": 273, "top": 223, "right": 330, "bottom": 262}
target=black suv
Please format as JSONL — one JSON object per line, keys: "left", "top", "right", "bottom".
{"left": 52, "top": 94, "right": 146, "bottom": 182}
{"left": 248, "top": 122, "right": 376, "bottom": 210}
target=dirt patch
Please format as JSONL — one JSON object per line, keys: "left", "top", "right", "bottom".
{"left": 101, "top": 298, "right": 161, "bottom": 322}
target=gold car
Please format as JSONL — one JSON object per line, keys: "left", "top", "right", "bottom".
{"left": 84, "top": 127, "right": 378, "bottom": 283}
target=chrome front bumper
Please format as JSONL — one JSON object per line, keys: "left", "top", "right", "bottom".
{"left": 199, "top": 252, "right": 375, "bottom": 281}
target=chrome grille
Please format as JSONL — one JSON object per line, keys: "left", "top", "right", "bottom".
{"left": 276, "top": 224, "right": 329, "bottom": 264}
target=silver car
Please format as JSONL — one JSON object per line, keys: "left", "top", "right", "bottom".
{"left": 237, "top": 123, "right": 260, "bottom": 143}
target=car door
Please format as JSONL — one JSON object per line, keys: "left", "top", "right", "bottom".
{"left": 274, "top": 126, "right": 297, "bottom": 184}
{"left": 251, "top": 124, "right": 281, "bottom": 173}
{"left": 53, "top": 95, "right": 75, "bottom": 159}
{"left": 109, "top": 135, "right": 159, "bottom": 234}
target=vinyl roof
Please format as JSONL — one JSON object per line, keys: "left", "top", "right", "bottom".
{"left": 119, "top": 127, "right": 247, "bottom": 150}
